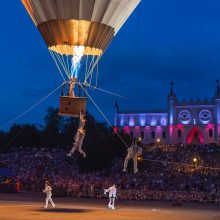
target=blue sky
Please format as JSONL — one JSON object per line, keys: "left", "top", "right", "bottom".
{"left": 1, "top": 0, "right": 220, "bottom": 130}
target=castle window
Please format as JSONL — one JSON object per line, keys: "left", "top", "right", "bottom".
{"left": 140, "top": 131, "right": 144, "bottom": 139}
{"left": 151, "top": 131, "right": 155, "bottom": 139}
{"left": 130, "top": 131, "right": 133, "bottom": 138}
{"left": 162, "top": 131, "right": 166, "bottom": 139}
{"left": 209, "top": 129, "right": 213, "bottom": 138}
{"left": 177, "top": 129, "right": 182, "bottom": 138}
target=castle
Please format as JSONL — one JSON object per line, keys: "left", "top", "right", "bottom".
{"left": 114, "top": 81, "right": 220, "bottom": 145}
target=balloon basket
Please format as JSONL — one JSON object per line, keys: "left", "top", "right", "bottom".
{"left": 59, "top": 96, "right": 87, "bottom": 117}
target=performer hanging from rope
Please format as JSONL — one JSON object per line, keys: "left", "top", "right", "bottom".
{"left": 123, "top": 139, "right": 142, "bottom": 174}
{"left": 67, "top": 112, "right": 87, "bottom": 158}
{"left": 43, "top": 180, "right": 55, "bottom": 208}
{"left": 104, "top": 184, "right": 117, "bottom": 210}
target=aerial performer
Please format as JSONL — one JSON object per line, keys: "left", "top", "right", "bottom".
{"left": 123, "top": 139, "right": 142, "bottom": 173}
{"left": 43, "top": 180, "right": 55, "bottom": 208}
{"left": 67, "top": 112, "right": 87, "bottom": 158}
{"left": 104, "top": 184, "right": 117, "bottom": 210}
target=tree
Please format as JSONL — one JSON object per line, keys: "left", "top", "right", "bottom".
{"left": 61, "top": 117, "right": 79, "bottom": 147}
{"left": 42, "top": 107, "right": 65, "bottom": 147}
{"left": 76, "top": 113, "right": 129, "bottom": 172}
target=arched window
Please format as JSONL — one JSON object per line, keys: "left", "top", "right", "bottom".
{"left": 162, "top": 131, "right": 166, "bottom": 139}
{"left": 151, "top": 131, "right": 155, "bottom": 139}
{"left": 130, "top": 131, "right": 133, "bottom": 138}
{"left": 140, "top": 131, "right": 144, "bottom": 139}
{"left": 177, "top": 129, "right": 182, "bottom": 138}
{"left": 209, "top": 129, "right": 213, "bottom": 138}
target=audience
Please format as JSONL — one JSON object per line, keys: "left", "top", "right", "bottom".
{"left": 1, "top": 144, "right": 220, "bottom": 203}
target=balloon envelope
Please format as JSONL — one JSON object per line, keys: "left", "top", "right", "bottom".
{"left": 21, "top": 0, "right": 141, "bottom": 56}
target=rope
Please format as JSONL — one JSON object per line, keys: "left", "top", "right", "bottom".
{"left": 80, "top": 84, "right": 129, "bottom": 148}
{"left": 85, "top": 55, "right": 89, "bottom": 82}
{"left": 84, "top": 28, "right": 114, "bottom": 83}
{"left": 142, "top": 158, "right": 220, "bottom": 172}
{"left": 49, "top": 50, "right": 66, "bottom": 82}
{"left": 80, "top": 83, "right": 130, "bottom": 100}
{"left": 60, "top": 52, "right": 69, "bottom": 76}
{"left": 95, "top": 61, "right": 99, "bottom": 88}
{"left": 84, "top": 54, "right": 102, "bottom": 83}
{"left": 88, "top": 57, "right": 94, "bottom": 86}
{"left": 54, "top": 52, "right": 70, "bottom": 79}
{"left": 0, "top": 83, "right": 64, "bottom": 130}
{"left": 65, "top": 46, "right": 70, "bottom": 74}
{"left": 85, "top": 55, "right": 95, "bottom": 84}
{"left": 57, "top": 52, "right": 71, "bottom": 78}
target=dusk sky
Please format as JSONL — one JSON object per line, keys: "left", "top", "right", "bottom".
{"left": 1, "top": 0, "right": 220, "bottom": 130}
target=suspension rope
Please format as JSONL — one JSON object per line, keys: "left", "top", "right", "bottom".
{"left": 57, "top": 52, "right": 70, "bottom": 78}
{"left": 80, "top": 83, "right": 130, "bottom": 100}
{"left": 49, "top": 50, "right": 66, "bottom": 82}
{"left": 80, "top": 84, "right": 129, "bottom": 148}
{"left": 84, "top": 54, "right": 102, "bottom": 83}
{"left": 0, "top": 83, "right": 64, "bottom": 130}
{"left": 88, "top": 60, "right": 93, "bottom": 86}
{"left": 85, "top": 55, "right": 95, "bottom": 84}
{"left": 95, "top": 60, "right": 99, "bottom": 88}
{"left": 66, "top": 55, "right": 70, "bottom": 76}
{"left": 88, "top": 56, "right": 99, "bottom": 88}
{"left": 60, "top": 52, "right": 69, "bottom": 75}
{"left": 65, "top": 45, "right": 70, "bottom": 74}
{"left": 85, "top": 55, "right": 89, "bottom": 81}
{"left": 54, "top": 52, "right": 70, "bottom": 79}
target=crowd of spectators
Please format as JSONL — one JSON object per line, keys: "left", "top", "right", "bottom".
{"left": 1, "top": 144, "right": 220, "bottom": 203}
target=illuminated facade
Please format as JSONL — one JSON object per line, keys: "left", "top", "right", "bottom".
{"left": 114, "top": 82, "right": 220, "bottom": 145}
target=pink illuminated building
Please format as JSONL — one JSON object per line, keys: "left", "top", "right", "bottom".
{"left": 114, "top": 81, "right": 220, "bottom": 145}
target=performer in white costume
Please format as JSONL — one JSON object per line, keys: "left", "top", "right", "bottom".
{"left": 43, "top": 181, "right": 55, "bottom": 208}
{"left": 123, "top": 140, "right": 142, "bottom": 173}
{"left": 67, "top": 112, "right": 86, "bottom": 158}
{"left": 104, "top": 184, "right": 117, "bottom": 210}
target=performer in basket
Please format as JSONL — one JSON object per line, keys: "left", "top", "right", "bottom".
{"left": 68, "top": 77, "right": 77, "bottom": 97}
{"left": 104, "top": 184, "right": 117, "bottom": 210}
{"left": 43, "top": 180, "right": 55, "bottom": 208}
{"left": 123, "top": 139, "right": 142, "bottom": 173}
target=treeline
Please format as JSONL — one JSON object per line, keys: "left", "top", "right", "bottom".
{"left": 0, "top": 107, "right": 131, "bottom": 171}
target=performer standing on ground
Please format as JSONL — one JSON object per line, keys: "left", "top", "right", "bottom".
{"left": 67, "top": 112, "right": 87, "bottom": 158}
{"left": 43, "top": 180, "right": 55, "bottom": 208}
{"left": 104, "top": 184, "right": 117, "bottom": 210}
{"left": 123, "top": 139, "right": 142, "bottom": 173}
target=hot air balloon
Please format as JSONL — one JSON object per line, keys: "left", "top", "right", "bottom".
{"left": 21, "top": 0, "right": 141, "bottom": 117}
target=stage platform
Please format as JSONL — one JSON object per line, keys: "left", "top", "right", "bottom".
{"left": 0, "top": 192, "right": 219, "bottom": 220}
